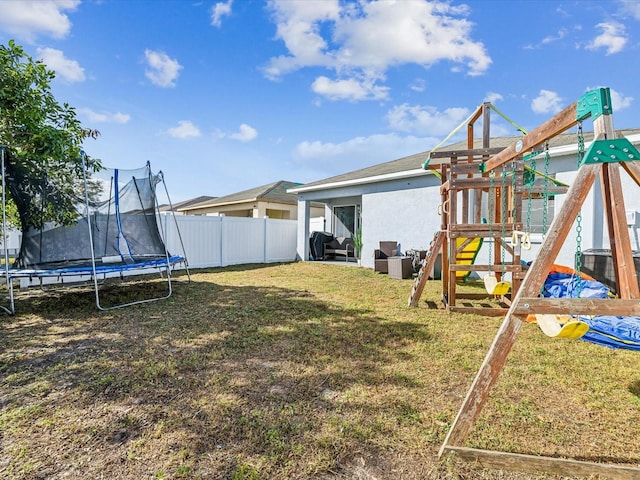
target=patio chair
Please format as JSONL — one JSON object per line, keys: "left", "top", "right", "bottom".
{"left": 374, "top": 241, "right": 399, "bottom": 273}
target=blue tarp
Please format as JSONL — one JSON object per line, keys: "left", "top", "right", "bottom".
{"left": 581, "top": 315, "right": 640, "bottom": 350}
{"left": 542, "top": 272, "right": 640, "bottom": 351}
{"left": 542, "top": 272, "right": 610, "bottom": 300}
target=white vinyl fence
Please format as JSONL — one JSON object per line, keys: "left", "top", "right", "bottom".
{"left": 161, "top": 214, "right": 298, "bottom": 269}
{"left": 310, "top": 216, "right": 326, "bottom": 233}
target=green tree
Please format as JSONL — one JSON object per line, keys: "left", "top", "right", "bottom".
{"left": 0, "top": 40, "right": 100, "bottom": 231}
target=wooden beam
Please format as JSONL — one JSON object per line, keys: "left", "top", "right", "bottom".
{"left": 448, "top": 224, "right": 523, "bottom": 235}
{"left": 450, "top": 177, "right": 497, "bottom": 189}
{"left": 483, "top": 102, "right": 579, "bottom": 172}
{"left": 449, "top": 264, "right": 523, "bottom": 273}
{"left": 512, "top": 297, "right": 640, "bottom": 316}
{"left": 621, "top": 160, "right": 640, "bottom": 187}
{"left": 442, "top": 446, "right": 640, "bottom": 480}
{"left": 456, "top": 292, "right": 508, "bottom": 300}
{"left": 448, "top": 162, "right": 493, "bottom": 175}
{"left": 515, "top": 185, "right": 569, "bottom": 195}
{"left": 448, "top": 224, "right": 493, "bottom": 233}
{"left": 429, "top": 147, "right": 504, "bottom": 159}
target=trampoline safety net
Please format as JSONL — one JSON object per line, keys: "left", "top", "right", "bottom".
{"left": 17, "top": 162, "right": 169, "bottom": 270}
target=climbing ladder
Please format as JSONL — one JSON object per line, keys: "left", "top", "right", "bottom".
{"left": 408, "top": 231, "right": 445, "bottom": 306}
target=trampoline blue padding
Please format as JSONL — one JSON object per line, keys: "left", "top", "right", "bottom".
{"left": 8, "top": 255, "right": 186, "bottom": 277}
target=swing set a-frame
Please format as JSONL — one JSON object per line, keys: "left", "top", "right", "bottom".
{"left": 439, "top": 88, "right": 640, "bottom": 478}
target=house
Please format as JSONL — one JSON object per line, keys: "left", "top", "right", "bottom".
{"left": 158, "top": 195, "right": 217, "bottom": 214}
{"left": 177, "top": 180, "right": 324, "bottom": 220}
{"left": 289, "top": 128, "right": 640, "bottom": 271}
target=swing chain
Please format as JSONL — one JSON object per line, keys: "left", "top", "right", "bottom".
{"left": 542, "top": 141, "right": 550, "bottom": 235}
{"left": 575, "top": 124, "right": 585, "bottom": 295}
{"left": 510, "top": 160, "right": 517, "bottom": 224}
{"left": 526, "top": 153, "right": 536, "bottom": 234}
{"left": 488, "top": 171, "right": 495, "bottom": 272}
{"left": 500, "top": 166, "right": 507, "bottom": 274}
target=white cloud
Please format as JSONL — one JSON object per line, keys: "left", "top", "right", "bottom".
{"left": 484, "top": 92, "right": 503, "bottom": 103}
{"left": 144, "top": 49, "right": 182, "bottom": 88}
{"left": 0, "top": 0, "right": 79, "bottom": 43}
{"left": 610, "top": 88, "right": 633, "bottom": 111}
{"left": 531, "top": 90, "right": 564, "bottom": 114}
{"left": 293, "top": 132, "right": 439, "bottom": 172}
{"left": 619, "top": 0, "right": 640, "bottom": 20}
{"left": 542, "top": 28, "right": 568, "bottom": 45}
{"left": 409, "top": 78, "right": 426, "bottom": 92}
{"left": 211, "top": 0, "right": 233, "bottom": 27}
{"left": 488, "top": 122, "right": 520, "bottom": 138}
{"left": 262, "top": 1, "right": 340, "bottom": 79}
{"left": 264, "top": 0, "right": 491, "bottom": 102}
{"left": 525, "top": 26, "right": 576, "bottom": 50}
{"left": 311, "top": 76, "right": 389, "bottom": 101}
{"left": 585, "top": 22, "right": 627, "bottom": 55}
{"left": 168, "top": 120, "right": 201, "bottom": 139}
{"left": 386, "top": 104, "right": 471, "bottom": 136}
{"left": 36, "top": 47, "right": 85, "bottom": 83}
{"left": 78, "top": 108, "right": 130, "bottom": 124}
{"left": 230, "top": 124, "right": 258, "bottom": 142}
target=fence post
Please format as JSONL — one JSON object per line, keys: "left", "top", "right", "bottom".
{"left": 263, "top": 216, "right": 269, "bottom": 263}
{"left": 220, "top": 215, "right": 225, "bottom": 267}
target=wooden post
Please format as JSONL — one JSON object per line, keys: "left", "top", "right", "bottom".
{"left": 600, "top": 162, "right": 639, "bottom": 298}
{"left": 441, "top": 165, "right": 451, "bottom": 305}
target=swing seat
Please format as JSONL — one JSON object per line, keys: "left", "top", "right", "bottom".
{"left": 483, "top": 274, "right": 511, "bottom": 295}
{"left": 535, "top": 314, "right": 590, "bottom": 339}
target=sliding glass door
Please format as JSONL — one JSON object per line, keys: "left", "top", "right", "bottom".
{"left": 333, "top": 205, "right": 360, "bottom": 238}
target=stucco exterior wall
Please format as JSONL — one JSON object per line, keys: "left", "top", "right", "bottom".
{"left": 360, "top": 185, "right": 442, "bottom": 269}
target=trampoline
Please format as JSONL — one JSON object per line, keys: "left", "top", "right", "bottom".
{"left": 1, "top": 148, "right": 190, "bottom": 313}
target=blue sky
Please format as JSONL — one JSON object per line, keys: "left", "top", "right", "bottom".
{"left": 0, "top": 0, "right": 639, "bottom": 202}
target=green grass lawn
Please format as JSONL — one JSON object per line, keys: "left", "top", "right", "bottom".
{"left": 1, "top": 262, "right": 639, "bottom": 479}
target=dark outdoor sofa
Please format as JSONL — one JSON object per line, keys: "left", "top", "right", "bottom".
{"left": 323, "top": 236, "right": 355, "bottom": 261}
